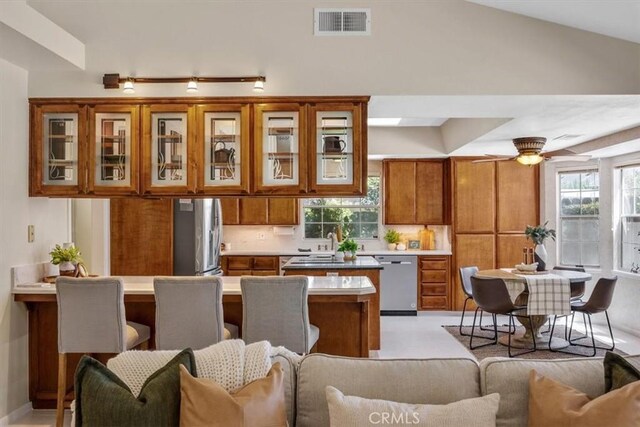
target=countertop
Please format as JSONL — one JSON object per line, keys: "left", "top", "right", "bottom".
{"left": 281, "top": 255, "right": 383, "bottom": 270}
{"left": 12, "top": 275, "right": 375, "bottom": 296}
{"left": 222, "top": 249, "right": 452, "bottom": 256}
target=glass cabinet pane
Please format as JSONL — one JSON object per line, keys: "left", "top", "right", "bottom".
{"left": 95, "top": 113, "right": 131, "bottom": 186}
{"left": 151, "top": 113, "right": 187, "bottom": 186}
{"left": 43, "top": 113, "right": 78, "bottom": 185}
{"left": 205, "top": 112, "right": 241, "bottom": 186}
{"left": 263, "top": 112, "right": 299, "bottom": 185}
{"left": 316, "top": 111, "right": 353, "bottom": 185}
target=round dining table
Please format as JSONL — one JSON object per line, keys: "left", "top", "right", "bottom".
{"left": 475, "top": 268, "right": 592, "bottom": 349}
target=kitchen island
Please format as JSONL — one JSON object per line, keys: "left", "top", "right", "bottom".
{"left": 282, "top": 255, "right": 382, "bottom": 350}
{"left": 13, "top": 275, "right": 375, "bottom": 409}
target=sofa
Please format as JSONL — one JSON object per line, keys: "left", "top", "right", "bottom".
{"left": 275, "top": 353, "right": 640, "bottom": 427}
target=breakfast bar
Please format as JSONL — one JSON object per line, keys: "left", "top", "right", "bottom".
{"left": 13, "top": 275, "right": 375, "bottom": 409}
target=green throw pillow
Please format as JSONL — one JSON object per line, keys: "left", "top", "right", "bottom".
{"left": 74, "top": 349, "right": 197, "bottom": 427}
{"left": 604, "top": 351, "right": 640, "bottom": 392}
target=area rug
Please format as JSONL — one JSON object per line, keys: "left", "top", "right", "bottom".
{"left": 444, "top": 325, "right": 627, "bottom": 360}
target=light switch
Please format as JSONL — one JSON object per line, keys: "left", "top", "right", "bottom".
{"left": 27, "top": 225, "right": 35, "bottom": 243}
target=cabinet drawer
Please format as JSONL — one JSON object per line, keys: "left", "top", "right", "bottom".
{"left": 420, "top": 270, "right": 447, "bottom": 283}
{"left": 420, "top": 296, "right": 448, "bottom": 310}
{"left": 421, "top": 283, "right": 447, "bottom": 296}
{"left": 226, "top": 269, "right": 251, "bottom": 276}
{"left": 420, "top": 259, "right": 448, "bottom": 270}
{"left": 227, "top": 257, "right": 252, "bottom": 270}
{"left": 253, "top": 257, "right": 278, "bottom": 270}
{"left": 252, "top": 270, "right": 278, "bottom": 276}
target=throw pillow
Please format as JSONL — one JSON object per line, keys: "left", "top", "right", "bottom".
{"left": 325, "top": 386, "right": 500, "bottom": 427}
{"left": 179, "top": 362, "right": 287, "bottom": 427}
{"left": 528, "top": 369, "right": 640, "bottom": 427}
{"left": 604, "top": 351, "right": 640, "bottom": 391}
{"left": 74, "top": 348, "right": 196, "bottom": 427}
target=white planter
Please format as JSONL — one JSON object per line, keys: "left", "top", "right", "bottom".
{"left": 396, "top": 243, "right": 406, "bottom": 251}
{"left": 387, "top": 243, "right": 397, "bottom": 250}
{"left": 534, "top": 244, "right": 548, "bottom": 271}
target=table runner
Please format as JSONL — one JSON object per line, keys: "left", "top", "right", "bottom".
{"left": 503, "top": 273, "right": 571, "bottom": 316}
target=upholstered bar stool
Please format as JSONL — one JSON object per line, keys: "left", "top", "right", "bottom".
{"left": 241, "top": 276, "right": 319, "bottom": 354}
{"left": 153, "top": 276, "right": 238, "bottom": 350}
{"left": 55, "top": 277, "right": 150, "bottom": 427}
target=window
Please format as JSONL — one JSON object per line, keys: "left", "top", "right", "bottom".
{"left": 620, "top": 165, "right": 640, "bottom": 273}
{"left": 303, "top": 176, "right": 380, "bottom": 239}
{"left": 558, "top": 170, "right": 599, "bottom": 266}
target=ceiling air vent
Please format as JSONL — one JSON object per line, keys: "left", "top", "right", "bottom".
{"left": 314, "top": 8, "right": 371, "bottom": 36}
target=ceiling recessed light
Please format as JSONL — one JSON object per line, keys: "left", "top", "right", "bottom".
{"left": 368, "top": 118, "right": 401, "bottom": 126}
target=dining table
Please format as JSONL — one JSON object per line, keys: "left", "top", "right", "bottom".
{"left": 475, "top": 268, "right": 592, "bottom": 350}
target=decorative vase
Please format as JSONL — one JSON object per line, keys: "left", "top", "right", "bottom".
{"left": 534, "top": 244, "right": 547, "bottom": 272}
{"left": 344, "top": 251, "right": 357, "bottom": 261}
{"left": 387, "top": 243, "right": 397, "bottom": 251}
{"left": 334, "top": 251, "right": 345, "bottom": 262}
{"left": 58, "top": 261, "right": 76, "bottom": 277}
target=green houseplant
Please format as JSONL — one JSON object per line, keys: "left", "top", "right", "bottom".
{"left": 338, "top": 238, "right": 359, "bottom": 260}
{"left": 49, "top": 244, "right": 82, "bottom": 275}
{"left": 383, "top": 229, "right": 401, "bottom": 250}
{"left": 524, "top": 222, "right": 556, "bottom": 271}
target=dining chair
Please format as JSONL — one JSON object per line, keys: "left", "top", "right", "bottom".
{"left": 241, "top": 276, "right": 319, "bottom": 354}
{"left": 56, "top": 277, "right": 150, "bottom": 427}
{"left": 552, "top": 266, "right": 587, "bottom": 301}
{"left": 469, "top": 276, "right": 536, "bottom": 357}
{"left": 549, "top": 276, "right": 617, "bottom": 357}
{"left": 153, "top": 276, "right": 238, "bottom": 350}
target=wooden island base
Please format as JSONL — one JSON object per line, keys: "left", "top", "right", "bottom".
{"left": 15, "top": 292, "right": 371, "bottom": 409}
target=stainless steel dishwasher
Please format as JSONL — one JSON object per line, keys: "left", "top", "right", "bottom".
{"left": 375, "top": 255, "right": 418, "bottom": 316}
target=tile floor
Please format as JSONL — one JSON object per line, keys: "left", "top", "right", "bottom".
{"left": 10, "top": 312, "right": 640, "bottom": 426}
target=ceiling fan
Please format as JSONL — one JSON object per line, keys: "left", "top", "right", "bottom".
{"left": 474, "top": 137, "right": 591, "bottom": 165}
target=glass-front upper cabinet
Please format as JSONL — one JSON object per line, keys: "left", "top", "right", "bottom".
{"left": 141, "top": 104, "right": 196, "bottom": 195}
{"left": 30, "top": 104, "right": 87, "bottom": 196}
{"left": 308, "top": 103, "right": 365, "bottom": 195}
{"left": 196, "top": 104, "right": 250, "bottom": 195}
{"left": 88, "top": 105, "right": 139, "bottom": 195}
{"left": 254, "top": 104, "right": 307, "bottom": 194}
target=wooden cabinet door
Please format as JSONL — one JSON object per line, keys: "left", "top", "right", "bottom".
{"left": 416, "top": 160, "right": 447, "bottom": 224}
{"left": 87, "top": 104, "right": 139, "bottom": 196}
{"left": 383, "top": 161, "right": 416, "bottom": 224}
{"left": 239, "top": 199, "right": 269, "bottom": 225}
{"left": 253, "top": 103, "right": 307, "bottom": 195}
{"left": 141, "top": 104, "right": 196, "bottom": 196}
{"left": 454, "top": 161, "right": 496, "bottom": 233}
{"left": 453, "top": 234, "right": 495, "bottom": 310}
{"left": 497, "top": 234, "right": 534, "bottom": 268}
{"left": 268, "top": 199, "right": 299, "bottom": 225}
{"left": 497, "top": 161, "right": 539, "bottom": 233}
{"left": 196, "top": 104, "right": 250, "bottom": 195}
{"left": 220, "top": 198, "right": 240, "bottom": 225}
{"left": 30, "top": 104, "right": 88, "bottom": 196}
{"left": 308, "top": 103, "right": 366, "bottom": 196}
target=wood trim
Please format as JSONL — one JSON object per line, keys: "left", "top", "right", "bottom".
{"left": 29, "top": 96, "right": 371, "bottom": 105}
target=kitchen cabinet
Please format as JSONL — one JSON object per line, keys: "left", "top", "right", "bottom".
{"left": 141, "top": 104, "right": 196, "bottom": 195}
{"left": 418, "top": 255, "right": 451, "bottom": 310}
{"left": 308, "top": 103, "right": 366, "bottom": 195}
{"left": 496, "top": 161, "right": 539, "bottom": 233}
{"left": 30, "top": 104, "right": 88, "bottom": 196}
{"left": 196, "top": 104, "right": 250, "bottom": 195}
{"left": 88, "top": 105, "right": 139, "bottom": 195}
{"left": 222, "top": 256, "right": 279, "bottom": 276}
{"left": 454, "top": 160, "right": 495, "bottom": 233}
{"left": 383, "top": 159, "right": 449, "bottom": 225}
{"left": 221, "top": 198, "right": 299, "bottom": 225}
{"left": 452, "top": 234, "right": 495, "bottom": 310}
{"left": 497, "top": 234, "right": 534, "bottom": 268}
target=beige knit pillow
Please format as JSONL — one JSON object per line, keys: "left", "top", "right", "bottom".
{"left": 325, "top": 386, "right": 499, "bottom": 427}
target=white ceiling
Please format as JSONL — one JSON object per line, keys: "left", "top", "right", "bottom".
{"left": 468, "top": 0, "right": 640, "bottom": 44}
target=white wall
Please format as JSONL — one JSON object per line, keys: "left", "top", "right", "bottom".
{"left": 0, "top": 58, "right": 71, "bottom": 419}
{"left": 543, "top": 151, "right": 640, "bottom": 338}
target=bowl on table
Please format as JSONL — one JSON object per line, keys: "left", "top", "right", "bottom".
{"left": 515, "top": 263, "right": 538, "bottom": 272}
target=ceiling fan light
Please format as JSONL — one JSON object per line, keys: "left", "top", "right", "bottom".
{"left": 516, "top": 154, "right": 544, "bottom": 166}
{"left": 123, "top": 80, "right": 135, "bottom": 94}
{"left": 186, "top": 79, "right": 198, "bottom": 93}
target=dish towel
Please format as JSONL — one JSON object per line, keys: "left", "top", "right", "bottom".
{"left": 524, "top": 276, "right": 571, "bottom": 316}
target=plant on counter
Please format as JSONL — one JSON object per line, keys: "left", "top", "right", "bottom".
{"left": 383, "top": 229, "right": 401, "bottom": 250}
{"left": 338, "top": 238, "right": 359, "bottom": 260}
{"left": 49, "top": 244, "right": 82, "bottom": 274}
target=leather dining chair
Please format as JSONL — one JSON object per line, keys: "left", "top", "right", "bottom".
{"left": 552, "top": 265, "right": 587, "bottom": 301}
{"left": 469, "top": 276, "right": 536, "bottom": 357}
{"left": 549, "top": 276, "right": 617, "bottom": 357}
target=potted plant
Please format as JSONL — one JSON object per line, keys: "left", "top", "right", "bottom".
{"left": 338, "top": 238, "right": 359, "bottom": 261}
{"left": 49, "top": 244, "right": 82, "bottom": 276}
{"left": 384, "top": 229, "right": 401, "bottom": 250}
{"left": 524, "top": 222, "right": 556, "bottom": 271}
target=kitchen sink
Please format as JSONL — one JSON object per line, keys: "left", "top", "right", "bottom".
{"left": 289, "top": 259, "right": 345, "bottom": 264}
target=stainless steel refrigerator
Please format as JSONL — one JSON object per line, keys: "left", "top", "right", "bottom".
{"left": 173, "top": 199, "right": 222, "bottom": 276}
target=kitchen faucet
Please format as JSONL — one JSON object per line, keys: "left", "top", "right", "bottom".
{"left": 327, "top": 232, "right": 338, "bottom": 253}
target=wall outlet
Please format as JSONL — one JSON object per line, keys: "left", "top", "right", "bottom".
{"left": 27, "top": 225, "right": 35, "bottom": 243}
{"left": 257, "top": 232, "right": 266, "bottom": 240}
